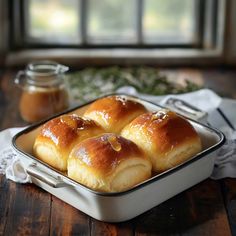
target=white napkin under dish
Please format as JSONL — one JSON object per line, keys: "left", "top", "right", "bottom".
{"left": 0, "top": 88, "right": 236, "bottom": 183}
{"left": 0, "top": 127, "right": 31, "bottom": 183}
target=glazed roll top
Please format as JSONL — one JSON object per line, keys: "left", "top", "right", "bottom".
{"left": 83, "top": 95, "right": 147, "bottom": 133}
{"left": 33, "top": 114, "right": 104, "bottom": 171}
{"left": 68, "top": 133, "right": 152, "bottom": 192}
{"left": 121, "top": 110, "right": 202, "bottom": 173}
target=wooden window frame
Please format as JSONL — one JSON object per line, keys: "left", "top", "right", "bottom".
{"left": 12, "top": 0, "right": 202, "bottom": 48}
{"left": 1, "top": 0, "right": 236, "bottom": 66}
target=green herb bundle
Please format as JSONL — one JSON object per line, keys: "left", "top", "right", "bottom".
{"left": 68, "top": 67, "right": 201, "bottom": 103}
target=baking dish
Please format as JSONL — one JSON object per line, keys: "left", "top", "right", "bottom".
{"left": 12, "top": 94, "right": 225, "bottom": 222}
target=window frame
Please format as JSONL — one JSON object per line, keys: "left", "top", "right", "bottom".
{"left": 12, "top": 0, "right": 206, "bottom": 49}
{"left": 3, "top": 0, "right": 233, "bottom": 66}
{"left": 0, "top": 0, "right": 8, "bottom": 55}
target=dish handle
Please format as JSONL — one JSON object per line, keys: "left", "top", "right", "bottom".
{"left": 163, "top": 98, "right": 208, "bottom": 122}
{"left": 26, "top": 164, "right": 68, "bottom": 188}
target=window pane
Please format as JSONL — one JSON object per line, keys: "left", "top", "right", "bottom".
{"left": 143, "top": 0, "right": 196, "bottom": 44}
{"left": 87, "top": 0, "right": 137, "bottom": 44}
{"left": 27, "top": 0, "right": 80, "bottom": 44}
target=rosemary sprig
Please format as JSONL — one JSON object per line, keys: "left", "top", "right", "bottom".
{"left": 67, "top": 67, "right": 202, "bottom": 103}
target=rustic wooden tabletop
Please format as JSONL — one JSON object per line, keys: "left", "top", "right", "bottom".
{"left": 0, "top": 68, "right": 236, "bottom": 236}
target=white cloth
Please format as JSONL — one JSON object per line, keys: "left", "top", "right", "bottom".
{"left": 0, "top": 127, "right": 31, "bottom": 183}
{"left": 117, "top": 87, "right": 222, "bottom": 112}
{"left": 0, "top": 88, "right": 236, "bottom": 182}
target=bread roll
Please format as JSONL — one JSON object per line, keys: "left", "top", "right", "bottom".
{"left": 68, "top": 133, "right": 152, "bottom": 192}
{"left": 83, "top": 95, "right": 147, "bottom": 133}
{"left": 33, "top": 114, "right": 104, "bottom": 171}
{"left": 121, "top": 110, "right": 202, "bottom": 173}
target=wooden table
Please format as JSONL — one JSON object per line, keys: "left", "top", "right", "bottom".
{"left": 0, "top": 68, "right": 236, "bottom": 236}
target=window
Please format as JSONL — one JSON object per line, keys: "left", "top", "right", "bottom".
{"left": 7, "top": 0, "right": 227, "bottom": 66}
{"left": 26, "top": 0, "right": 80, "bottom": 44}
{"left": 11, "top": 0, "right": 213, "bottom": 48}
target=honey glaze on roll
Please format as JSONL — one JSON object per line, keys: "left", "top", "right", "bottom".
{"left": 83, "top": 95, "right": 147, "bottom": 133}
{"left": 121, "top": 110, "right": 202, "bottom": 173}
{"left": 68, "top": 133, "right": 152, "bottom": 192}
{"left": 33, "top": 114, "right": 104, "bottom": 171}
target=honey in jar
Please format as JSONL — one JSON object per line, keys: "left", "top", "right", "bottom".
{"left": 15, "top": 61, "right": 70, "bottom": 123}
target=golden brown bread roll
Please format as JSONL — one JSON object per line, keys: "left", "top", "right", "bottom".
{"left": 121, "top": 110, "right": 202, "bottom": 173}
{"left": 68, "top": 133, "right": 152, "bottom": 192}
{"left": 83, "top": 95, "right": 147, "bottom": 133}
{"left": 33, "top": 114, "right": 104, "bottom": 171}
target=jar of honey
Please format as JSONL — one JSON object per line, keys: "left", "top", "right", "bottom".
{"left": 15, "top": 61, "right": 70, "bottom": 123}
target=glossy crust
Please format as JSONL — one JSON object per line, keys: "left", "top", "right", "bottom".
{"left": 121, "top": 110, "right": 202, "bottom": 173}
{"left": 83, "top": 95, "right": 147, "bottom": 133}
{"left": 68, "top": 133, "right": 152, "bottom": 192}
{"left": 33, "top": 114, "right": 104, "bottom": 171}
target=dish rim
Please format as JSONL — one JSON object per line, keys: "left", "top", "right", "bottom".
{"left": 12, "top": 93, "right": 225, "bottom": 197}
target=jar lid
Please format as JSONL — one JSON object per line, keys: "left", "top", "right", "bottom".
{"left": 15, "top": 61, "right": 70, "bottom": 88}
{"left": 23, "top": 61, "right": 69, "bottom": 87}
{"left": 26, "top": 61, "right": 69, "bottom": 77}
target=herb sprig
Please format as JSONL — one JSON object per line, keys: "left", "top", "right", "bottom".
{"left": 68, "top": 67, "right": 201, "bottom": 103}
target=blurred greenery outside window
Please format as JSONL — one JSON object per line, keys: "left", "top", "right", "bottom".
{"left": 23, "top": 0, "right": 199, "bottom": 47}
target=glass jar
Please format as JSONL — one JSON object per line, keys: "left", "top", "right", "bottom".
{"left": 15, "top": 61, "right": 70, "bottom": 123}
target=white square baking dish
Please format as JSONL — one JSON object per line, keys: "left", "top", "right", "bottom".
{"left": 12, "top": 94, "right": 225, "bottom": 222}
